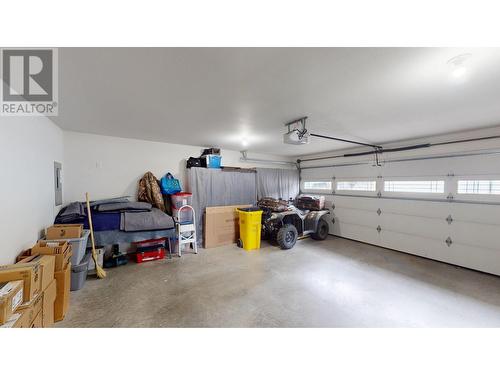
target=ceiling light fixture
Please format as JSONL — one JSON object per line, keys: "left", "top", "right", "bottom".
{"left": 241, "top": 138, "right": 249, "bottom": 147}
{"left": 447, "top": 53, "right": 471, "bottom": 80}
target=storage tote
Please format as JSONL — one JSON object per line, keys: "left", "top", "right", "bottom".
{"left": 71, "top": 251, "right": 91, "bottom": 291}
{"left": 44, "top": 229, "right": 90, "bottom": 266}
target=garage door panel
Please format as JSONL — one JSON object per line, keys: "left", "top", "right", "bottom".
{"left": 332, "top": 208, "right": 378, "bottom": 227}
{"left": 377, "top": 199, "right": 451, "bottom": 219}
{"left": 333, "top": 221, "right": 381, "bottom": 245}
{"left": 449, "top": 221, "right": 499, "bottom": 251}
{"left": 450, "top": 204, "right": 500, "bottom": 226}
{"left": 332, "top": 195, "right": 380, "bottom": 211}
{"left": 445, "top": 243, "right": 500, "bottom": 275}
{"left": 379, "top": 230, "right": 449, "bottom": 261}
{"left": 378, "top": 213, "right": 448, "bottom": 240}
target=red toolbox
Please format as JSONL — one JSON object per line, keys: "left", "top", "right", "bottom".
{"left": 135, "top": 248, "right": 165, "bottom": 263}
{"left": 133, "top": 238, "right": 166, "bottom": 249}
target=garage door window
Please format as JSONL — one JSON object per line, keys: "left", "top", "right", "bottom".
{"left": 457, "top": 180, "right": 500, "bottom": 195}
{"left": 337, "top": 181, "right": 376, "bottom": 192}
{"left": 303, "top": 181, "right": 332, "bottom": 191}
{"left": 384, "top": 180, "right": 445, "bottom": 193}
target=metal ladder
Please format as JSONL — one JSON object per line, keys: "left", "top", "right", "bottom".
{"left": 175, "top": 204, "right": 198, "bottom": 256}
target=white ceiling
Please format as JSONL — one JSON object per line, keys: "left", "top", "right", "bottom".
{"left": 55, "top": 48, "right": 500, "bottom": 156}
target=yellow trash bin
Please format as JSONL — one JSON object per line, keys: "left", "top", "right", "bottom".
{"left": 237, "top": 207, "right": 263, "bottom": 250}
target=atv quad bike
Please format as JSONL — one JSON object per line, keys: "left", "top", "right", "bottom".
{"left": 261, "top": 206, "right": 332, "bottom": 250}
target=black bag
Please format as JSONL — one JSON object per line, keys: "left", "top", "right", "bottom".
{"left": 201, "top": 147, "right": 220, "bottom": 156}
{"left": 187, "top": 157, "right": 203, "bottom": 168}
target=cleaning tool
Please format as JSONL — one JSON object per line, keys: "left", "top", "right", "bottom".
{"left": 85, "top": 192, "right": 107, "bottom": 279}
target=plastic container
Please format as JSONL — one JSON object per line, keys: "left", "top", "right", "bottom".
{"left": 202, "top": 154, "right": 221, "bottom": 169}
{"left": 172, "top": 193, "right": 193, "bottom": 223}
{"left": 70, "top": 251, "right": 91, "bottom": 291}
{"left": 237, "top": 207, "right": 263, "bottom": 251}
{"left": 45, "top": 230, "right": 90, "bottom": 266}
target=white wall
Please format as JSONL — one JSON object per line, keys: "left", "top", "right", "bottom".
{"left": 63, "top": 131, "right": 294, "bottom": 203}
{"left": 0, "top": 116, "right": 63, "bottom": 265}
{"left": 300, "top": 126, "right": 500, "bottom": 275}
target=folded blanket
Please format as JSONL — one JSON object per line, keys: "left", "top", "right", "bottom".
{"left": 89, "top": 196, "right": 131, "bottom": 208}
{"left": 96, "top": 201, "right": 152, "bottom": 212}
{"left": 120, "top": 208, "right": 174, "bottom": 232}
{"left": 55, "top": 202, "right": 86, "bottom": 224}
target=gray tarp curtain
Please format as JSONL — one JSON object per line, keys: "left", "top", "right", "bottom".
{"left": 188, "top": 167, "right": 299, "bottom": 245}
{"left": 188, "top": 168, "right": 257, "bottom": 244}
{"left": 256, "top": 168, "right": 300, "bottom": 201}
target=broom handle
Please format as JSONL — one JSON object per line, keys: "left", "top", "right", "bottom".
{"left": 85, "top": 192, "right": 97, "bottom": 258}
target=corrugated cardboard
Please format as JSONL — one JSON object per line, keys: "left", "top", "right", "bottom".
{"left": 31, "top": 241, "right": 72, "bottom": 272}
{"left": 0, "top": 310, "right": 30, "bottom": 328}
{"left": 0, "top": 280, "right": 24, "bottom": 325}
{"left": 17, "top": 255, "right": 55, "bottom": 292}
{"left": 42, "top": 279, "right": 56, "bottom": 327}
{"left": 54, "top": 263, "right": 71, "bottom": 322}
{"left": 204, "top": 205, "right": 251, "bottom": 248}
{"left": 16, "top": 292, "right": 43, "bottom": 325}
{"left": 46, "top": 224, "right": 83, "bottom": 240}
{"left": 30, "top": 311, "right": 43, "bottom": 328}
{"left": 16, "top": 249, "right": 32, "bottom": 263}
{"left": 0, "top": 263, "right": 41, "bottom": 303}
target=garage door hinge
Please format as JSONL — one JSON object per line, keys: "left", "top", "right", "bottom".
{"left": 447, "top": 172, "right": 455, "bottom": 177}
{"left": 446, "top": 214, "right": 453, "bottom": 224}
{"left": 446, "top": 193, "right": 454, "bottom": 201}
{"left": 445, "top": 236, "right": 453, "bottom": 247}
{"left": 376, "top": 225, "right": 382, "bottom": 233}
{"left": 377, "top": 208, "right": 382, "bottom": 216}
{"left": 377, "top": 192, "right": 382, "bottom": 198}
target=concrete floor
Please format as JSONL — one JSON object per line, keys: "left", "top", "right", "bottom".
{"left": 57, "top": 236, "right": 500, "bottom": 327}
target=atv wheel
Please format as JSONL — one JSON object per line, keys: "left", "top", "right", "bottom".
{"left": 311, "top": 218, "right": 329, "bottom": 240}
{"left": 277, "top": 224, "right": 298, "bottom": 250}
{"left": 237, "top": 239, "right": 243, "bottom": 248}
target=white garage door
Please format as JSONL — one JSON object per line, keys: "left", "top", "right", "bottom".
{"left": 300, "top": 151, "right": 500, "bottom": 276}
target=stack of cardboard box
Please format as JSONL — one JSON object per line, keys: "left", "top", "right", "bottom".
{"left": 0, "top": 224, "right": 76, "bottom": 328}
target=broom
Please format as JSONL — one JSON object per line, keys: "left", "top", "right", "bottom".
{"left": 86, "top": 192, "right": 107, "bottom": 279}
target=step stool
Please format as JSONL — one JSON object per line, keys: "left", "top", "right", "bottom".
{"left": 175, "top": 204, "right": 198, "bottom": 256}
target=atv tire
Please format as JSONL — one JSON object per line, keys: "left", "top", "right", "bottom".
{"left": 311, "top": 218, "right": 329, "bottom": 240}
{"left": 277, "top": 224, "right": 298, "bottom": 250}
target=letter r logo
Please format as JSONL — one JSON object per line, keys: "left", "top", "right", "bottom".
{"left": 2, "top": 49, "right": 53, "bottom": 101}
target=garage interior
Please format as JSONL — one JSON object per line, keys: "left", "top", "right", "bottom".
{"left": 2, "top": 47, "right": 500, "bottom": 328}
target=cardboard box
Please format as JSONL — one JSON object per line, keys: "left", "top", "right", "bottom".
{"left": 54, "top": 263, "right": 71, "bottom": 322}
{"left": 0, "top": 263, "right": 41, "bottom": 303}
{"left": 0, "top": 280, "right": 24, "bottom": 325}
{"left": 31, "top": 240, "right": 72, "bottom": 272}
{"left": 0, "top": 310, "right": 30, "bottom": 328}
{"left": 17, "top": 255, "right": 55, "bottom": 292}
{"left": 16, "top": 249, "right": 32, "bottom": 263}
{"left": 46, "top": 224, "right": 83, "bottom": 240}
{"left": 204, "top": 205, "right": 251, "bottom": 248}
{"left": 16, "top": 292, "right": 43, "bottom": 325}
{"left": 30, "top": 311, "right": 43, "bottom": 328}
{"left": 42, "top": 279, "right": 56, "bottom": 327}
